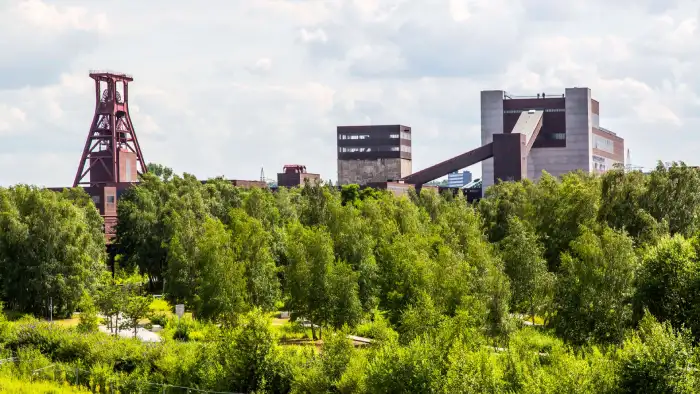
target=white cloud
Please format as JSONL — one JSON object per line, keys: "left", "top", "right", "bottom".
{"left": 299, "top": 28, "right": 329, "bottom": 44}
{"left": 14, "top": 0, "right": 108, "bottom": 32}
{"left": 1, "top": 0, "right": 700, "bottom": 186}
{"left": 0, "top": 104, "right": 27, "bottom": 135}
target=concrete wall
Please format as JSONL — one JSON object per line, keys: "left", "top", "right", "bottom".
{"left": 400, "top": 158, "right": 412, "bottom": 178}
{"left": 338, "top": 158, "right": 411, "bottom": 185}
{"left": 527, "top": 87, "right": 592, "bottom": 180}
{"left": 480, "top": 90, "right": 504, "bottom": 194}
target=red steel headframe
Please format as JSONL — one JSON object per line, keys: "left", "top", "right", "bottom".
{"left": 73, "top": 71, "right": 147, "bottom": 187}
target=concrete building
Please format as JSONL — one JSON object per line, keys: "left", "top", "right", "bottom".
{"left": 337, "top": 125, "right": 412, "bottom": 185}
{"left": 481, "top": 88, "right": 624, "bottom": 192}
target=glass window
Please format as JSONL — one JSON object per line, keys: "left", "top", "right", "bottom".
{"left": 390, "top": 134, "right": 399, "bottom": 139}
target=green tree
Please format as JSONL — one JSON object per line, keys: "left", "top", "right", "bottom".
{"left": 122, "top": 292, "right": 153, "bottom": 338}
{"left": 634, "top": 234, "right": 700, "bottom": 334}
{"left": 285, "top": 223, "right": 332, "bottom": 339}
{"left": 228, "top": 209, "right": 280, "bottom": 311}
{"left": 498, "top": 216, "right": 554, "bottom": 322}
{"left": 195, "top": 217, "right": 247, "bottom": 323}
{"left": 618, "top": 312, "right": 698, "bottom": 393}
{"left": 0, "top": 186, "right": 106, "bottom": 316}
{"left": 327, "top": 261, "right": 363, "bottom": 329}
{"left": 147, "top": 162, "right": 174, "bottom": 181}
{"left": 533, "top": 172, "right": 600, "bottom": 271}
{"left": 217, "top": 309, "right": 282, "bottom": 393}
{"left": 644, "top": 162, "right": 700, "bottom": 236}
{"left": 599, "top": 168, "right": 667, "bottom": 244}
{"left": 552, "top": 225, "right": 637, "bottom": 344}
{"left": 115, "top": 179, "right": 169, "bottom": 289}
{"left": 285, "top": 224, "right": 362, "bottom": 338}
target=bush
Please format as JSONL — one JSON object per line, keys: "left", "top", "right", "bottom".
{"left": 148, "top": 298, "right": 172, "bottom": 327}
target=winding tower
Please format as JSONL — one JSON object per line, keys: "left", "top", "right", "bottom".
{"left": 74, "top": 71, "right": 146, "bottom": 239}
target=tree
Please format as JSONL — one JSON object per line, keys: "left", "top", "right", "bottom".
{"left": 634, "top": 234, "right": 700, "bottom": 334}
{"left": 599, "top": 168, "right": 667, "bottom": 244}
{"left": 147, "top": 162, "right": 174, "bottom": 181}
{"left": 122, "top": 293, "right": 153, "bottom": 338}
{"left": 195, "top": 217, "right": 247, "bottom": 323}
{"left": 532, "top": 172, "right": 600, "bottom": 271}
{"left": 217, "top": 309, "right": 281, "bottom": 393}
{"left": 115, "top": 180, "right": 169, "bottom": 289}
{"left": 552, "top": 225, "right": 637, "bottom": 344}
{"left": 285, "top": 223, "right": 362, "bottom": 339}
{"left": 0, "top": 186, "right": 106, "bottom": 316}
{"left": 327, "top": 261, "right": 363, "bottom": 329}
{"left": 644, "top": 162, "right": 700, "bottom": 237}
{"left": 618, "top": 312, "right": 698, "bottom": 393}
{"left": 498, "top": 216, "right": 554, "bottom": 322}
{"left": 228, "top": 209, "right": 280, "bottom": 311}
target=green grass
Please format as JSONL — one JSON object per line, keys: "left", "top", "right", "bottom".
{"left": 522, "top": 315, "right": 546, "bottom": 325}
{"left": 0, "top": 376, "right": 91, "bottom": 393}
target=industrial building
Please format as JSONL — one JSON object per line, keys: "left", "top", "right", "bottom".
{"left": 42, "top": 72, "right": 628, "bottom": 242}
{"left": 337, "top": 125, "right": 412, "bottom": 185}
{"left": 480, "top": 87, "right": 625, "bottom": 192}
{"left": 400, "top": 87, "right": 625, "bottom": 196}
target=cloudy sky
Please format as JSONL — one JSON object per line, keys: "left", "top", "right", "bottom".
{"left": 1, "top": 0, "right": 699, "bottom": 186}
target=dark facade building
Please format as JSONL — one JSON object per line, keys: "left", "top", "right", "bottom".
{"left": 337, "top": 125, "right": 412, "bottom": 185}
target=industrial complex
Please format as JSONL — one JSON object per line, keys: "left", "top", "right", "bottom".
{"left": 337, "top": 87, "right": 624, "bottom": 198}
{"left": 44, "top": 71, "right": 625, "bottom": 241}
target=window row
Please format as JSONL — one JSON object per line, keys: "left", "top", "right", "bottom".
{"left": 339, "top": 145, "right": 412, "bottom": 153}
{"left": 338, "top": 134, "right": 370, "bottom": 140}
{"left": 338, "top": 132, "right": 411, "bottom": 140}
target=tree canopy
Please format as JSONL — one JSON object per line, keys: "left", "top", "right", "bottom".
{"left": 3, "top": 161, "right": 700, "bottom": 392}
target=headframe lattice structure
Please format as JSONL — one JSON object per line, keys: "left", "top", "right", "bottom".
{"left": 73, "top": 71, "right": 146, "bottom": 187}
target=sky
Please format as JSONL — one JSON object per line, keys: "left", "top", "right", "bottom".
{"left": 1, "top": 0, "right": 700, "bottom": 187}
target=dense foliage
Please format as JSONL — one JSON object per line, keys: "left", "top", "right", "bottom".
{"left": 4, "top": 161, "right": 700, "bottom": 392}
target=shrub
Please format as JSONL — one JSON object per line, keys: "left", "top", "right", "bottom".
{"left": 148, "top": 298, "right": 172, "bottom": 327}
